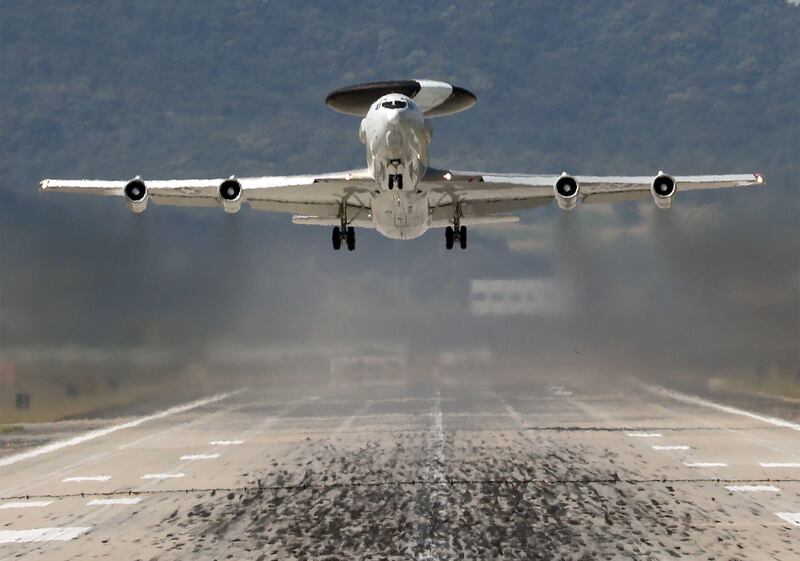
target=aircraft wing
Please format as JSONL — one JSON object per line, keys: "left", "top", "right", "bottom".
{"left": 39, "top": 169, "right": 375, "bottom": 218}
{"left": 423, "top": 168, "right": 765, "bottom": 221}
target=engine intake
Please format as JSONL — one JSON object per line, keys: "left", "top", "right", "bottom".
{"left": 554, "top": 173, "right": 579, "bottom": 210}
{"left": 124, "top": 177, "right": 148, "bottom": 213}
{"left": 651, "top": 173, "right": 676, "bottom": 209}
{"left": 219, "top": 177, "right": 242, "bottom": 214}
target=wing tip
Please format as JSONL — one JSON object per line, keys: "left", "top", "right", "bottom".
{"left": 39, "top": 179, "right": 50, "bottom": 191}
{"left": 754, "top": 172, "right": 766, "bottom": 185}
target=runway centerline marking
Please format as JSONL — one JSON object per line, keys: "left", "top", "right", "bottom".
{"left": 62, "top": 475, "right": 111, "bottom": 482}
{"left": 0, "top": 391, "right": 240, "bottom": 469}
{"left": 141, "top": 473, "right": 185, "bottom": 480}
{"left": 209, "top": 440, "right": 243, "bottom": 446}
{"left": 87, "top": 497, "right": 141, "bottom": 506}
{"left": 180, "top": 453, "right": 219, "bottom": 460}
{"left": 0, "top": 527, "right": 91, "bottom": 543}
{"left": 627, "top": 432, "right": 662, "bottom": 438}
{"left": 652, "top": 445, "right": 690, "bottom": 451}
{"left": 643, "top": 384, "right": 800, "bottom": 432}
{"left": 760, "top": 462, "right": 800, "bottom": 468}
{"left": 775, "top": 512, "right": 800, "bottom": 526}
{"left": 684, "top": 462, "right": 728, "bottom": 468}
{"left": 0, "top": 500, "right": 52, "bottom": 510}
{"left": 725, "top": 485, "right": 780, "bottom": 492}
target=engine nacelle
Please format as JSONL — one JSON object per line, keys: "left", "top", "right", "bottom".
{"left": 554, "top": 173, "right": 580, "bottom": 210}
{"left": 219, "top": 177, "right": 242, "bottom": 214}
{"left": 124, "top": 177, "right": 148, "bottom": 213}
{"left": 651, "top": 173, "right": 676, "bottom": 209}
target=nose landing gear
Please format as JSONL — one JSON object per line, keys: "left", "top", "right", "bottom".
{"left": 387, "top": 174, "right": 403, "bottom": 190}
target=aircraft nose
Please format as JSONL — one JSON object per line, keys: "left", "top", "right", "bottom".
{"left": 387, "top": 111, "right": 401, "bottom": 125}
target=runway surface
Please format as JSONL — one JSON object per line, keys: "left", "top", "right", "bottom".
{"left": 1, "top": 375, "right": 798, "bottom": 560}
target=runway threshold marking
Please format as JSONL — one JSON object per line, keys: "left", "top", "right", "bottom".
{"left": 209, "top": 440, "right": 243, "bottom": 446}
{"left": 643, "top": 384, "right": 800, "bottom": 432}
{"left": 180, "top": 453, "right": 219, "bottom": 460}
{"left": 62, "top": 475, "right": 111, "bottom": 482}
{"left": 760, "top": 462, "right": 800, "bottom": 468}
{"left": 684, "top": 462, "right": 728, "bottom": 468}
{"left": 775, "top": 512, "right": 800, "bottom": 526}
{"left": 0, "top": 391, "right": 240, "bottom": 469}
{"left": 0, "top": 527, "right": 91, "bottom": 543}
{"left": 87, "top": 497, "right": 141, "bottom": 506}
{"left": 141, "top": 473, "right": 185, "bottom": 480}
{"left": 725, "top": 485, "right": 780, "bottom": 492}
{"left": 652, "top": 445, "right": 690, "bottom": 451}
{"left": 626, "top": 432, "right": 662, "bottom": 438}
{"left": 0, "top": 501, "right": 53, "bottom": 510}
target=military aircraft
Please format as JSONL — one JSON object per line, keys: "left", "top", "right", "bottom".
{"left": 40, "top": 79, "right": 764, "bottom": 250}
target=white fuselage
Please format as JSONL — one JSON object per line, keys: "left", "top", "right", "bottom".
{"left": 359, "top": 94, "right": 435, "bottom": 239}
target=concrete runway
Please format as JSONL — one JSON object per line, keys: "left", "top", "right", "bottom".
{"left": 1, "top": 376, "right": 798, "bottom": 560}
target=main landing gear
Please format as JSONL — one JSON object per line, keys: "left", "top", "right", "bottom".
{"left": 332, "top": 225, "right": 355, "bottom": 251}
{"left": 445, "top": 225, "right": 467, "bottom": 250}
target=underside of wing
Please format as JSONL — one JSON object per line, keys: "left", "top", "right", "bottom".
{"left": 40, "top": 169, "right": 376, "bottom": 217}
{"left": 422, "top": 167, "right": 765, "bottom": 217}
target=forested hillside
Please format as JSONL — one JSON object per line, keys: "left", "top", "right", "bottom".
{"left": 1, "top": 1, "right": 798, "bottom": 376}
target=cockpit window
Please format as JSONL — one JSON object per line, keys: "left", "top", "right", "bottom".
{"left": 381, "top": 100, "right": 407, "bottom": 109}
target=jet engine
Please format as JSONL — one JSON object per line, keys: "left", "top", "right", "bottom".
{"left": 651, "top": 173, "right": 676, "bottom": 209}
{"left": 554, "top": 173, "right": 580, "bottom": 210}
{"left": 219, "top": 177, "right": 242, "bottom": 213}
{"left": 124, "top": 177, "right": 148, "bottom": 213}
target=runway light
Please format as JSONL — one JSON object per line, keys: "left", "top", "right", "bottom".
{"left": 443, "top": 172, "right": 452, "bottom": 180}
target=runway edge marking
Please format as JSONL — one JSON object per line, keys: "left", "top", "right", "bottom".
{"left": 0, "top": 391, "right": 241, "bottom": 469}
{"left": 640, "top": 384, "right": 800, "bottom": 432}
{"left": 0, "top": 527, "right": 91, "bottom": 543}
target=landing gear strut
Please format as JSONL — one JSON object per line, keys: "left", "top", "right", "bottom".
{"left": 445, "top": 202, "right": 467, "bottom": 250}
{"left": 332, "top": 202, "right": 356, "bottom": 251}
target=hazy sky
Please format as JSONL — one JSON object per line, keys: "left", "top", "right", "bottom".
{"left": 1, "top": 1, "right": 797, "bottom": 379}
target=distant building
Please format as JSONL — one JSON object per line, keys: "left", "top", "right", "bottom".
{"left": 470, "top": 279, "right": 567, "bottom": 316}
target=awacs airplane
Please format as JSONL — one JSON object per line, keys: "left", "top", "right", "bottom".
{"left": 40, "top": 79, "right": 764, "bottom": 251}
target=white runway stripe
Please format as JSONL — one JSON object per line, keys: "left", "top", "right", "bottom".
{"left": 775, "top": 512, "right": 800, "bottom": 526}
{"left": 0, "top": 391, "right": 239, "bottom": 469}
{"left": 626, "top": 432, "right": 662, "bottom": 438}
{"left": 760, "top": 462, "right": 800, "bottom": 468}
{"left": 643, "top": 384, "right": 800, "bottom": 432}
{"left": 0, "top": 527, "right": 90, "bottom": 543}
{"left": 141, "top": 472, "right": 185, "bottom": 480}
{"left": 62, "top": 475, "right": 111, "bottom": 482}
{"left": 652, "top": 445, "right": 690, "bottom": 451}
{"left": 0, "top": 501, "right": 53, "bottom": 510}
{"left": 684, "top": 462, "right": 728, "bottom": 467}
{"left": 209, "top": 440, "right": 243, "bottom": 446}
{"left": 180, "top": 453, "right": 219, "bottom": 460}
{"left": 87, "top": 497, "right": 141, "bottom": 506}
{"left": 725, "top": 485, "right": 780, "bottom": 492}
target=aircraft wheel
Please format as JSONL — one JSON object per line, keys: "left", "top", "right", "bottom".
{"left": 388, "top": 175, "right": 394, "bottom": 190}
{"left": 346, "top": 226, "right": 356, "bottom": 251}
{"left": 332, "top": 227, "right": 342, "bottom": 250}
{"left": 459, "top": 226, "right": 467, "bottom": 249}
{"left": 445, "top": 226, "right": 454, "bottom": 250}
{"left": 397, "top": 174, "right": 403, "bottom": 190}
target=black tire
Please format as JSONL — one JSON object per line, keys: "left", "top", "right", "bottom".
{"left": 396, "top": 174, "right": 403, "bottom": 190}
{"left": 332, "top": 227, "right": 341, "bottom": 250}
{"left": 388, "top": 175, "right": 394, "bottom": 190}
{"left": 346, "top": 226, "right": 356, "bottom": 251}
{"left": 445, "top": 226, "right": 454, "bottom": 250}
{"left": 459, "top": 226, "right": 467, "bottom": 249}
